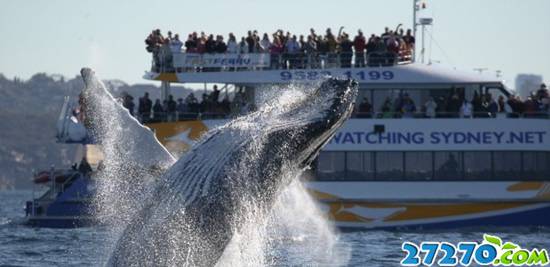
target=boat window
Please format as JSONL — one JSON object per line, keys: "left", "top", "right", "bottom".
{"left": 316, "top": 152, "right": 346, "bottom": 180}
{"left": 405, "top": 152, "right": 433, "bottom": 180}
{"left": 434, "top": 151, "right": 463, "bottom": 180}
{"left": 346, "top": 152, "right": 364, "bottom": 180}
{"left": 493, "top": 152, "right": 521, "bottom": 180}
{"left": 363, "top": 152, "right": 375, "bottom": 180}
{"left": 375, "top": 152, "right": 404, "bottom": 180}
{"left": 522, "top": 152, "right": 550, "bottom": 180}
{"left": 463, "top": 152, "right": 492, "bottom": 180}
{"left": 314, "top": 151, "right": 550, "bottom": 181}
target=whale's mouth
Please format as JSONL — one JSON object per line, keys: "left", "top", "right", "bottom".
{"left": 293, "top": 77, "right": 358, "bottom": 167}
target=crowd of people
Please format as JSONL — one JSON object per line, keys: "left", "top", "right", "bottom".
{"left": 355, "top": 83, "right": 550, "bottom": 119}
{"left": 117, "top": 84, "right": 548, "bottom": 122}
{"left": 121, "top": 86, "right": 256, "bottom": 122}
{"left": 145, "top": 25, "right": 415, "bottom": 71}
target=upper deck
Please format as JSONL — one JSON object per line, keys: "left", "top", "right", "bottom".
{"left": 144, "top": 52, "right": 502, "bottom": 88}
{"left": 142, "top": 27, "right": 500, "bottom": 87}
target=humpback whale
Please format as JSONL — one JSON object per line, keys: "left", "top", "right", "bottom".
{"left": 81, "top": 71, "right": 358, "bottom": 266}
{"left": 80, "top": 68, "right": 176, "bottom": 228}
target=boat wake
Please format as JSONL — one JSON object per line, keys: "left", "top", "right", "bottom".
{"left": 81, "top": 68, "right": 354, "bottom": 266}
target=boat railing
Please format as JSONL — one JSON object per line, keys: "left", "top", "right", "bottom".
{"left": 137, "top": 110, "right": 550, "bottom": 123}
{"left": 151, "top": 50, "right": 412, "bottom": 73}
{"left": 353, "top": 111, "right": 550, "bottom": 119}
{"left": 141, "top": 112, "right": 239, "bottom": 123}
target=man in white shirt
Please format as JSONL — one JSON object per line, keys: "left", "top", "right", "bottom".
{"left": 460, "top": 100, "right": 473, "bottom": 118}
{"left": 424, "top": 97, "right": 437, "bottom": 118}
{"left": 170, "top": 34, "right": 183, "bottom": 53}
{"left": 285, "top": 35, "right": 300, "bottom": 69}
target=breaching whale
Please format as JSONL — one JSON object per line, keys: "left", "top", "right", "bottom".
{"left": 82, "top": 71, "right": 358, "bottom": 266}
{"left": 80, "top": 68, "right": 176, "bottom": 228}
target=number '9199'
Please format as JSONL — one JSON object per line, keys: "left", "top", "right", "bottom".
{"left": 401, "top": 241, "right": 497, "bottom": 266}
{"left": 279, "top": 70, "right": 394, "bottom": 81}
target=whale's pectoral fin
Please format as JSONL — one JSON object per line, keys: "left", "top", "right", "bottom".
{"left": 79, "top": 67, "right": 176, "bottom": 169}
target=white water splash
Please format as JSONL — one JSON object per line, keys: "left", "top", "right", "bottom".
{"left": 219, "top": 179, "right": 351, "bottom": 266}
{"left": 216, "top": 84, "right": 351, "bottom": 266}
{"left": 84, "top": 74, "right": 351, "bottom": 266}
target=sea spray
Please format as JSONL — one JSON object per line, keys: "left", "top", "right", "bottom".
{"left": 79, "top": 69, "right": 176, "bottom": 263}
{"left": 216, "top": 84, "right": 351, "bottom": 266}
{"left": 82, "top": 71, "right": 355, "bottom": 266}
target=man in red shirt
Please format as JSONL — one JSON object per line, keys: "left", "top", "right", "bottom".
{"left": 353, "top": 30, "right": 366, "bottom": 67}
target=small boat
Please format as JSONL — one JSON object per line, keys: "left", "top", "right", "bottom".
{"left": 25, "top": 167, "right": 96, "bottom": 228}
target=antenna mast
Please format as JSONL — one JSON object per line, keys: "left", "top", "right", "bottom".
{"left": 413, "top": 0, "right": 419, "bottom": 62}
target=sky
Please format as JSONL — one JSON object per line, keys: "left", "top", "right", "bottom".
{"left": 1, "top": 0, "right": 549, "bottom": 87}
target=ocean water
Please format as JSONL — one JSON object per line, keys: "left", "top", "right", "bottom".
{"left": 1, "top": 190, "right": 550, "bottom": 267}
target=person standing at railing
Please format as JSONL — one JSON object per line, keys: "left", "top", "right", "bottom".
{"left": 160, "top": 38, "right": 173, "bottom": 72}
{"left": 138, "top": 92, "right": 152, "bottom": 122}
{"left": 122, "top": 93, "right": 135, "bottom": 117}
{"left": 260, "top": 33, "right": 271, "bottom": 52}
{"left": 326, "top": 29, "right": 338, "bottom": 67}
{"left": 210, "top": 85, "right": 221, "bottom": 105}
{"left": 402, "top": 29, "right": 415, "bottom": 61}
{"left": 506, "top": 95, "right": 523, "bottom": 118}
{"left": 227, "top": 34, "right": 238, "bottom": 53}
{"left": 270, "top": 36, "right": 284, "bottom": 69}
{"left": 260, "top": 34, "right": 272, "bottom": 70}
{"left": 215, "top": 35, "right": 227, "bottom": 53}
{"left": 380, "top": 97, "right": 393, "bottom": 118}
{"left": 254, "top": 32, "right": 262, "bottom": 53}
{"left": 196, "top": 34, "right": 206, "bottom": 54}
{"left": 401, "top": 94, "right": 416, "bottom": 118}
{"left": 185, "top": 93, "right": 199, "bottom": 114}
{"left": 165, "top": 95, "right": 176, "bottom": 121}
{"left": 460, "top": 99, "right": 473, "bottom": 118}
{"left": 170, "top": 34, "right": 183, "bottom": 53}
{"left": 145, "top": 29, "right": 165, "bottom": 71}
{"left": 357, "top": 97, "right": 372, "bottom": 118}
{"left": 381, "top": 27, "right": 390, "bottom": 38}
{"left": 205, "top": 34, "right": 216, "bottom": 53}
{"left": 339, "top": 33, "right": 353, "bottom": 68}
{"left": 245, "top": 31, "right": 255, "bottom": 53}
{"left": 487, "top": 94, "right": 499, "bottom": 118}
{"left": 523, "top": 94, "right": 538, "bottom": 118}
{"left": 385, "top": 33, "right": 400, "bottom": 65}
{"left": 285, "top": 35, "right": 300, "bottom": 69}
{"left": 304, "top": 35, "right": 318, "bottom": 69}
{"left": 152, "top": 99, "right": 163, "bottom": 122}
{"left": 365, "top": 35, "right": 375, "bottom": 66}
{"left": 353, "top": 30, "right": 366, "bottom": 68}
{"left": 238, "top": 37, "right": 248, "bottom": 54}
{"left": 316, "top": 36, "right": 329, "bottom": 68}
{"left": 185, "top": 34, "right": 197, "bottom": 53}
{"left": 424, "top": 97, "right": 438, "bottom": 118}
{"left": 166, "top": 31, "right": 173, "bottom": 42}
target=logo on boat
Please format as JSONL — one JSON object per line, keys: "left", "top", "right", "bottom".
{"left": 401, "top": 234, "right": 548, "bottom": 266}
